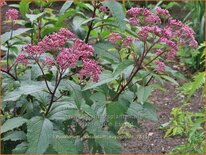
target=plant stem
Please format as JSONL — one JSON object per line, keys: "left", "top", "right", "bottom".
{"left": 45, "top": 72, "right": 62, "bottom": 116}
{"left": 6, "top": 42, "right": 10, "bottom": 71}
{"left": 112, "top": 41, "right": 148, "bottom": 101}
{"left": 85, "top": 3, "right": 97, "bottom": 43}
{"left": 1, "top": 69, "right": 17, "bottom": 80}
{"left": 36, "top": 60, "right": 52, "bottom": 94}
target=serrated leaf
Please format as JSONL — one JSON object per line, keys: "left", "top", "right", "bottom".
{"left": 83, "top": 71, "right": 117, "bottom": 91}
{"left": 1, "top": 28, "right": 32, "bottom": 44}
{"left": 2, "top": 117, "right": 28, "bottom": 133}
{"left": 59, "top": 80, "right": 83, "bottom": 108}
{"left": 59, "top": 0, "right": 73, "bottom": 16}
{"left": 127, "top": 102, "right": 158, "bottom": 122}
{"left": 137, "top": 86, "right": 153, "bottom": 103}
{"left": 51, "top": 130, "right": 78, "bottom": 154}
{"left": 2, "top": 131, "right": 26, "bottom": 141}
{"left": 113, "top": 60, "right": 134, "bottom": 76}
{"left": 93, "top": 41, "right": 120, "bottom": 63}
{"left": 26, "top": 116, "right": 53, "bottom": 154}
{"left": 102, "top": 0, "right": 126, "bottom": 31}
{"left": 12, "top": 142, "right": 28, "bottom": 154}
{"left": 87, "top": 122, "right": 121, "bottom": 154}
{"left": 48, "top": 101, "right": 80, "bottom": 121}
{"left": 3, "top": 82, "right": 47, "bottom": 102}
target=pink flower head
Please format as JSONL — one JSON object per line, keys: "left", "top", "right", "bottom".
{"left": 155, "top": 49, "right": 164, "bottom": 55}
{"left": 38, "top": 33, "right": 67, "bottom": 51}
{"left": 38, "top": 28, "right": 74, "bottom": 51}
{"left": 109, "top": 33, "right": 122, "bottom": 44}
{"left": 127, "top": 7, "right": 142, "bottom": 17}
{"left": 155, "top": 6, "right": 170, "bottom": 18}
{"left": 189, "top": 39, "right": 198, "bottom": 49}
{"left": 6, "top": 9, "right": 19, "bottom": 21}
{"left": 79, "top": 59, "right": 103, "bottom": 82}
{"left": 22, "top": 44, "right": 44, "bottom": 57}
{"left": 16, "top": 54, "right": 29, "bottom": 65}
{"left": 167, "top": 49, "right": 177, "bottom": 60}
{"left": 168, "top": 18, "right": 183, "bottom": 28}
{"left": 59, "top": 28, "right": 74, "bottom": 39}
{"left": 43, "top": 56, "right": 55, "bottom": 69}
{"left": 138, "top": 26, "right": 162, "bottom": 40}
{"left": 99, "top": 6, "right": 108, "bottom": 13}
{"left": 72, "top": 39, "right": 94, "bottom": 58}
{"left": 142, "top": 8, "right": 161, "bottom": 25}
{"left": 0, "top": 0, "right": 7, "bottom": 6}
{"left": 56, "top": 48, "right": 77, "bottom": 69}
{"left": 128, "top": 17, "right": 139, "bottom": 26}
{"left": 122, "top": 36, "right": 133, "bottom": 47}
{"left": 155, "top": 61, "right": 166, "bottom": 72}
{"left": 163, "top": 27, "right": 173, "bottom": 38}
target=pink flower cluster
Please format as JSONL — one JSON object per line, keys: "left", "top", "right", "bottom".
{"left": 79, "top": 59, "right": 103, "bottom": 82}
{"left": 109, "top": 33, "right": 133, "bottom": 47}
{"left": 16, "top": 54, "right": 29, "bottom": 65}
{"left": 16, "top": 28, "right": 102, "bottom": 82}
{"left": 22, "top": 44, "right": 44, "bottom": 59}
{"left": 138, "top": 26, "right": 162, "bottom": 40}
{"left": 125, "top": 6, "right": 198, "bottom": 73}
{"left": 6, "top": 9, "right": 19, "bottom": 21}
{"left": 38, "top": 28, "right": 74, "bottom": 51}
{"left": 155, "top": 61, "right": 166, "bottom": 73}
{"left": 155, "top": 6, "right": 170, "bottom": 18}
{"left": 109, "top": 33, "right": 122, "bottom": 44}
{"left": 0, "top": 0, "right": 7, "bottom": 6}
{"left": 127, "top": 7, "right": 161, "bottom": 26}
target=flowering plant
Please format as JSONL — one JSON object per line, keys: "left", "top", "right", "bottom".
{"left": 1, "top": 0, "right": 197, "bottom": 154}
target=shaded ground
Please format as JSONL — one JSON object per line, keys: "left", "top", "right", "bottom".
{"left": 121, "top": 79, "right": 203, "bottom": 154}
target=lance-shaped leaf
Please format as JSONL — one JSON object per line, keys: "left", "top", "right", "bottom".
{"left": 1, "top": 28, "right": 32, "bottom": 44}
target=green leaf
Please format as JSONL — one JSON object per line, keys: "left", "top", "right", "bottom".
{"left": 26, "top": 116, "right": 53, "bottom": 154}
{"left": 19, "top": 0, "right": 31, "bottom": 18}
{"left": 127, "top": 102, "right": 158, "bottom": 122}
{"left": 1, "top": 117, "right": 28, "bottom": 133}
{"left": 48, "top": 100, "right": 80, "bottom": 121}
{"left": 83, "top": 71, "right": 117, "bottom": 91}
{"left": 87, "top": 122, "right": 121, "bottom": 153}
{"left": 59, "top": 0, "right": 73, "bottom": 16}
{"left": 12, "top": 142, "right": 28, "bottom": 154}
{"left": 51, "top": 130, "right": 78, "bottom": 154}
{"left": 1, "top": 28, "right": 32, "bottom": 44}
{"left": 26, "top": 12, "right": 45, "bottom": 23}
{"left": 113, "top": 60, "right": 134, "bottom": 76}
{"left": 93, "top": 41, "right": 120, "bottom": 63}
{"left": 59, "top": 80, "right": 83, "bottom": 108}
{"left": 56, "top": 9, "right": 76, "bottom": 27}
{"left": 32, "top": 91, "right": 50, "bottom": 106}
{"left": 137, "top": 86, "right": 153, "bottom": 103}
{"left": 2, "top": 131, "right": 26, "bottom": 141}
{"left": 3, "top": 82, "right": 47, "bottom": 102}
{"left": 102, "top": 0, "right": 126, "bottom": 31}
{"left": 164, "top": 126, "right": 174, "bottom": 138}
{"left": 107, "top": 101, "right": 128, "bottom": 125}
{"left": 133, "top": 40, "right": 144, "bottom": 55}
{"left": 161, "top": 75, "right": 179, "bottom": 86}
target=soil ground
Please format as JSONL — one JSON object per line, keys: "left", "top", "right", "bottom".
{"left": 1, "top": 2, "right": 204, "bottom": 154}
